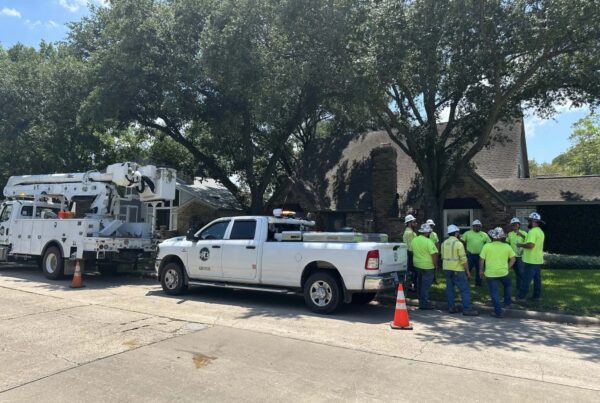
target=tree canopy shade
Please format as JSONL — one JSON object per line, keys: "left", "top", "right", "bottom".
{"left": 366, "top": 0, "right": 600, "bottom": 224}
{"left": 71, "top": 0, "right": 366, "bottom": 212}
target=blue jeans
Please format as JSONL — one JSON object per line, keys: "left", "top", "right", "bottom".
{"left": 518, "top": 263, "right": 542, "bottom": 299}
{"left": 444, "top": 271, "right": 472, "bottom": 310}
{"left": 487, "top": 275, "right": 512, "bottom": 316}
{"left": 417, "top": 269, "right": 435, "bottom": 308}
{"left": 467, "top": 254, "right": 482, "bottom": 286}
{"left": 513, "top": 257, "right": 524, "bottom": 291}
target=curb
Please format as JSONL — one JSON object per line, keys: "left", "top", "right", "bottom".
{"left": 377, "top": 293, "right": 600, "bottom": 326}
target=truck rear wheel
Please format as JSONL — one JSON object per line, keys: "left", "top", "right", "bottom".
{"left": 303, "top": 271, "right": 342, "bottom": 314}
{"left": 42, "top": 246, "right": 64, "bottom": 280}
{"left": 161, "top": 262, "right": 187, "bottom": 296}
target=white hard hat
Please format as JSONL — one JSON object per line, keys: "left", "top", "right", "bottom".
{"left": 404, "top": 214, "right": 416, "bottom": 224}
{"left": 418, "top": 223, "right": 432, "bottom": 233}
{"left": 447, "top": 224, "right": 460, "bottom": 234}
{"left": 426, "top": 219, "right": 435, "bottom": 226}
{"left": 528, "top": 212, "right": 544, "bottom": 223}
{"left": 472, "top": 219, "right": 482, "bottom": 226}
{"left": 510, "top": 217, "right": 521, "bottom": 224}
{"left": 488, "top": 227, "right": 506, "bottom": 240}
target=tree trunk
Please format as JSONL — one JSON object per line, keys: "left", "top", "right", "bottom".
{"left": 422, "top": 177, "right": 446, "bottom": 241}
{"left": 249, "top": 190, "right": 265, "bottom": 215}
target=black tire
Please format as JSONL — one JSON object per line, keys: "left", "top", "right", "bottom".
{"left": 303, "top": 271, "right": 343, "bottom": 314}
{"left": 41, "top": 246, "right": 64, "bottom": 280}
{"left": 160, "top": 262, "right": 188, "bottom": 295}
{"left": 351, "top": 292, "right": 377, "bottom": 305}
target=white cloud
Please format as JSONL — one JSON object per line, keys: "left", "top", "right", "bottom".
{"left": 25, "top": 19, "right": 42, "bottom": 29}
{"left": 47, "top": 20, "right": 60, "bottom": 29}
{"left": 58, "top": 0, "right": 108, "bottom": 13}
{"left": 1, "top": 7, "right": 22, "bottom": 18}
{"left": 524, "top": 102, "right": 589, "bottom": 138}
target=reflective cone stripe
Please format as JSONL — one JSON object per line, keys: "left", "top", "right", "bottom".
{"left": 70, "top": 260, "right": 85, "bottom": 289}
{"left": 390, "top": 283, "right": 412, "bottom": 330}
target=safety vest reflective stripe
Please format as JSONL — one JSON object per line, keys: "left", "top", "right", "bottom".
{"left": 443, "top": 239, "right": 459, "bottom": 261}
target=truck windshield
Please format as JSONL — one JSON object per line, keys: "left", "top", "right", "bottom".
{"left": 0, "top": 205, "right": 12, "bottom": 222}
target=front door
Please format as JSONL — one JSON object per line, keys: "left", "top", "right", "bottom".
{"left": 187, "top": 220, "right": 231, "bottom": 279}
{"left": 222, "top": 219, "right": 259, "bottom": 281}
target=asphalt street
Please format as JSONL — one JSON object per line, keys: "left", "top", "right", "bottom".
{"left": 0, "top": 264, "right": 599, "bottom": 402}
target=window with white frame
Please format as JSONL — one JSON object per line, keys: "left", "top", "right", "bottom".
{"left": 515, "top": 207, "right": 536, "bottom": 226}
{"left": 118, "top": 205, "right": 139, "bottom": 222}
{"left": 443, "top": 209, "right": 473, "bottom": 236}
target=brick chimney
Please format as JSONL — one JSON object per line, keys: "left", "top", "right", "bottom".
{"left": 371, "top": 143, "right": 398, "bottom": 232}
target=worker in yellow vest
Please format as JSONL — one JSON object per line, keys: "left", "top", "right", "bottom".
{"left": 441, "top": 225, "right": 478, "bottom": 316}
{"left": 411, "top": 223, "right": 439, "bottom": 310}
{"left": 479, "top": 227, "right": 516, "bottom": 318}
{"left": 517, "top": 212, "right": 546, "bottom": 301}
{"left": 461, "top": 220, "right": 491, "bottom": 286}
{"left": 403, "top": 214, "right": 418, "bottom": 291}
{"left": 506, "top": 217, "right": 527, "bottom": 292}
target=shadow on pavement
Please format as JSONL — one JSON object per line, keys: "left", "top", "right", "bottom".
{"left": 412, "top": 312, "right": 600, "bottom": 362}
{"left": 145, "top": 287, "right": 394, "bottom": 325}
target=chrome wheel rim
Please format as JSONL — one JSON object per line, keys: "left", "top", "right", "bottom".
{"left": 45, "top": 253, "right": 57, "bottom": 273}
{"left": 309, "top": 280, "right": 332, "bottom": 307}
{"left": 164, "top": 268, "right": 179, "bottom": 290}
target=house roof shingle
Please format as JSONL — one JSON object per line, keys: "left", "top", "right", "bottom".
{"left": 488, "top": 176, "right": 600, "bottom": 204}
{"left": 302, "top": 119, "right": 526, "bottom": 210}
{"left": 177, "top": 178, "right": 242, "bottom": 210}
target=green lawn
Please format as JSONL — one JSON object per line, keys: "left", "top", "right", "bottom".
{"left": 423, "top": 269, "right": 600, "bottom": 317}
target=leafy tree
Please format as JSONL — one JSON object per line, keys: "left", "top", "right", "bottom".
{"left": 365, "top": 0, "right": 600, "bottom": 225}
{"left": 72, "top": 0, "right": 364, "bottom": 213}
{"left": 552, "top": 113, "right": 600, "bottom": 175}
{"left": 528, "top": 159, "right": 570, "bottom": 177}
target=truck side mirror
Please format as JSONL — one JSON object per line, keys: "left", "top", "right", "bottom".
{"left": 185, "top": 228, "right": 198, "bottom": 242}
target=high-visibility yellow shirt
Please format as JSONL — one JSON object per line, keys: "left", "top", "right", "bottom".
{"left": 441, "top": 236, "right": 467, "bottom": 271}
{"left": 480, "top": 241, "right": 516, "bottom": 278}
{"left": 412, "top": 235, "right": 438, "bottom": 270}
{"left": 430, "top": 231, "right": 439, "bottom": 245}
{"left": 522, "top": 226, "right": 545, "bottom": 264}
{"left": 506, "top": 229, "right": 527, "bottom": 257}
{"left": 461, "top": 230, "right": 491, "bottom": 254}
{"left": 403, "top": 227, "right": 417, "bottom": 252}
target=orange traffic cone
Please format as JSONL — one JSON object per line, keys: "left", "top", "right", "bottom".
{"left": 390, "top": 283, "right": 412, "bottom": 330}
{"left": 70, "top": 260, "right": 85, "bottom": 289}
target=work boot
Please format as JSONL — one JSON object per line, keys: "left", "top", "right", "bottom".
{"left": 490, "top": 312, "right": 504, "bottom": 318}
{"left": 463, "top": 309, "right": 479, "bottom": 316}
{"left": 448, "top": 307, "right": 460, "bottom": 314}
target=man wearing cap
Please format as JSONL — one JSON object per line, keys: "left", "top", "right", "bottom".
{"left": 411, "top": 223, "right": 439, "bottom": 309}
{"left": 506, "top": 217, "right": 527, "bottom": 291}
{"left": 403, "top": 215, "right": 418, "bottom": 291}
{"left": 517, "top": 212, "right": 546, "bottom": 301}
{"left": 426, "top": 219, "right": 440, "bottom": 249}
{"left": 479, "top": 228, "right": 516, "bottom": 318}
{"left": 441, "top": 225, "right": 479, "bottom": 316}
{"left": 461, "top": 220, "right": 491, "bottom": 286}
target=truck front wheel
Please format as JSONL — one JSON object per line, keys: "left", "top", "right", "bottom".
{"left": 161, "top": 262, "right": 188, "bottom": 296}
{"left": 303, "top": 271, "right": 342, "bottom": 314}
{"left": 42, "top": 246, "right": 64, "bottom": 280}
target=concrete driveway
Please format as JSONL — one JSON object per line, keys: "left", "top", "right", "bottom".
{"left": 1, "top": 264, "right": 599, "bottom": 402}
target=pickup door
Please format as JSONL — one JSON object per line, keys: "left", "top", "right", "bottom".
{"left": 221, "top": 219, "right": 259, "bottom": 281}
{"left": 187, "top": 219, "right": 230, "bottom": 279}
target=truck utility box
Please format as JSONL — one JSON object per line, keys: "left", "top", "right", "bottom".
{"left": 278, "top": 231, "right": 389, "bottom": 243}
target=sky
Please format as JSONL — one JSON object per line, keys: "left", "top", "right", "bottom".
{"left": 0, "top": 0, "right": 594, "bottom": 163}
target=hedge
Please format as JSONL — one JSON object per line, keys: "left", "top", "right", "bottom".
{"left": 543, "top": 253, "right": 600, "bottom": 270}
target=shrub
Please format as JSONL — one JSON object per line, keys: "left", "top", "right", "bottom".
{"left": 543, "top": 253, "right": 600, "bottom": 270}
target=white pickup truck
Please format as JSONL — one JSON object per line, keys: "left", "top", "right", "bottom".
{"left": 155, "top": 214, "right": 407, "bottom": 313}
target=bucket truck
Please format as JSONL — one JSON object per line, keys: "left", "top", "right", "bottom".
{"left": 0, "top": 162, "right": 176, "bottom": 279}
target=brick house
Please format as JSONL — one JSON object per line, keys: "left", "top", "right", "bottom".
{"left": 275, "top": 119, "right": 600, "bottom": 255}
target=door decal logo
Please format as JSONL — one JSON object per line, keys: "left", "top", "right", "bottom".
{"left": 199, "top": 247, "right": 210, "bottom": 261}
